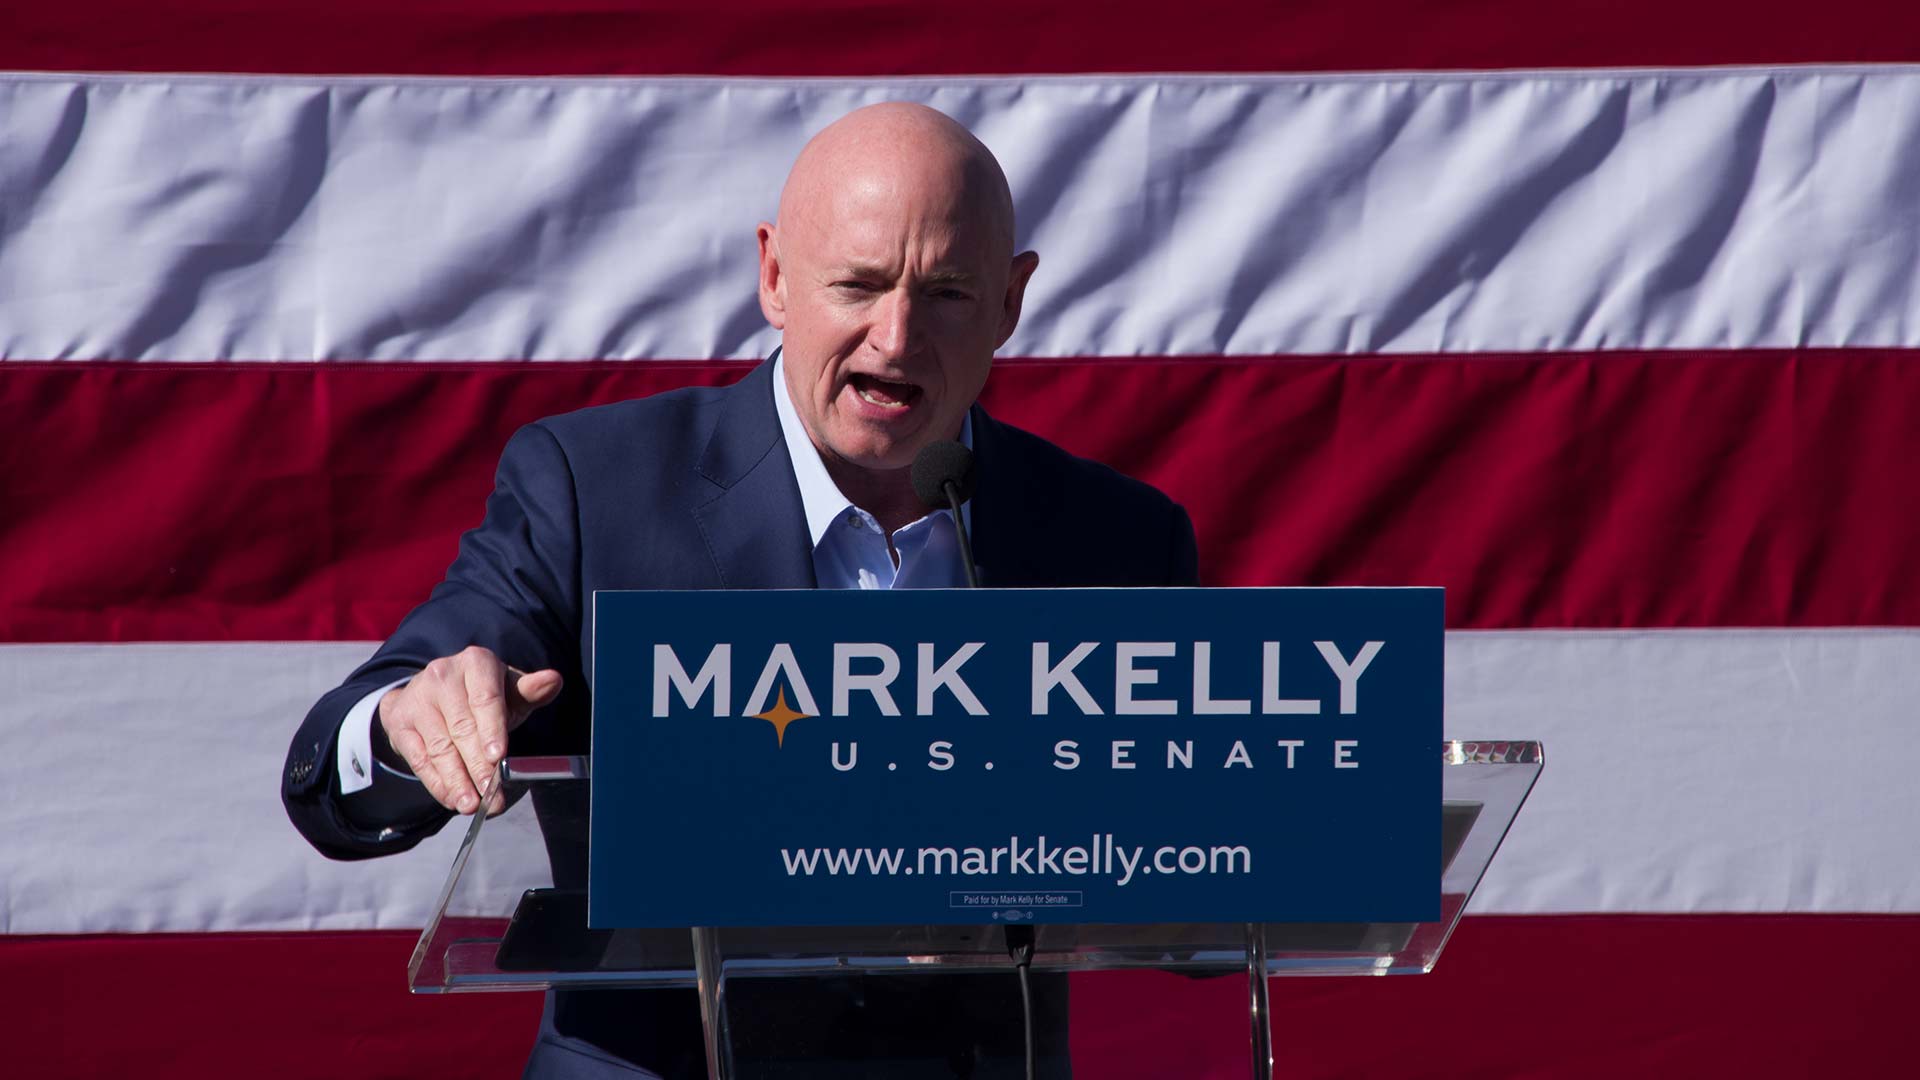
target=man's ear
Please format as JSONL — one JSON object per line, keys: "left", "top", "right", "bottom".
{"left": 995, "top": 250, "right": 1040, "bottom": 348}
{"left": 756, "top": 223, "right": 787, "bottom": 330}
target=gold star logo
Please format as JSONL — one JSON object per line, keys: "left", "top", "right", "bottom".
{"left": 751, "top": 686, "right": 811, "bottom": 747}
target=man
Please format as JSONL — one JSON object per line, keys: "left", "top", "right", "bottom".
{"left": 284, "top": 102, "right": 1198, "bottom": 1078}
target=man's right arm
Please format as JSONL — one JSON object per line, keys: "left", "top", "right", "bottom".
{"left": 282, "top": 422, "right": 583, "bottom": 860}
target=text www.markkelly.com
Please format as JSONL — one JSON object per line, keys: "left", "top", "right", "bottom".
{"left": 779, "top": 835, "right": 1250, "bottom": 888}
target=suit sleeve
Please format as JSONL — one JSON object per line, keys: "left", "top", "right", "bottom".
{"left": 282, "top": 421, "right": 584, "bottom": 860}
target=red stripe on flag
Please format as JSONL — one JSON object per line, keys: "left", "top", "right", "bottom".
{"left": 2, "top": 931, "right": 538, "bottom": 1080}
{"left": 1071, "top": 914, "right": 1918, "bottom": 1078}
{"left": 6, "top": 352, "right": 1919, "bottom": 642}
{"left": 4, "top": 917, "right": 1913, "bottom": 1078}
{"left": 7, "top": 1, "right": 1920, "bottom": 76}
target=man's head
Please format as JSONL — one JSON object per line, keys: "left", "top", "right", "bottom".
{"left": 757, "top": 102, "right": 1039, "bottom": 491}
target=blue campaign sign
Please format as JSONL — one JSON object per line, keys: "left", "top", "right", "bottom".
{"left": 588, "top": 587, "right": 1441, "bottom": 928}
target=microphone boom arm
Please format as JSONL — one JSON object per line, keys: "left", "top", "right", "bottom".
{"left": 943, "top": 480, "right": 982, "bottom": 589}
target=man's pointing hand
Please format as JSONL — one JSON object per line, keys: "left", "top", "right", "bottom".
{"left": 377, "top": 645, "right": 563, "bottom": 815}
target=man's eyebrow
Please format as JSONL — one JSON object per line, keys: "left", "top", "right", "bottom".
{"left": 824, "top": 265, "right": 979, "bottom": 285}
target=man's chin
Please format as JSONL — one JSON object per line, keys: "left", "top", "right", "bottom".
{"left": 823, "top": 433, "right": 935, "bottom": 477}
{"left": 832, "top": 447, "right": 917, "bottom": 475}
{"left": 826, "top": 420, "right": 951, "bottom": 474}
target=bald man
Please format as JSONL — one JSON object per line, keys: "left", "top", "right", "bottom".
{"left": 284, "top": 103, "right": 1198, "bottom": 1079}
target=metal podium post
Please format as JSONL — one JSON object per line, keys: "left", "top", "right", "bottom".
{"left": 1248, "top": 922, "right": 1274, "bottom": 1080}
{"left": 693, "top": 926, "right": 734, "bottom": 1080}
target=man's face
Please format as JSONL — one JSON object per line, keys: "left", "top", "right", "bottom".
{"left": 758, "top": 169, "right": 1037, "bottom": 475}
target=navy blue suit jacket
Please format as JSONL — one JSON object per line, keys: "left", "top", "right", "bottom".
{"left": 282, "top": 358, "right": 1199, "bottom": 1076}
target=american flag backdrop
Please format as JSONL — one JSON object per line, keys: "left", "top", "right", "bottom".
{"left": 5, "top": 2, "right": 1920, "bottom": 1076}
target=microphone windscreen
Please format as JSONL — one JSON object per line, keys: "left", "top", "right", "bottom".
{"left": 911, "top": 441, "right": 977, "bottom": 509}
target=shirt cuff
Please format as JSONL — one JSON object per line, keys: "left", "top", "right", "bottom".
{"left": 337, "top": 676, "right": 415, "bottom": 795}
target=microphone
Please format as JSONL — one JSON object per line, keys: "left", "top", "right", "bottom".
{"left": 911, "top": 441, "right": 981, "bottom": 589}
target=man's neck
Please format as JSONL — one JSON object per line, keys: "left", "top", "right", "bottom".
{"left": 822, "top": 458, "right": 928, "bottom": 536}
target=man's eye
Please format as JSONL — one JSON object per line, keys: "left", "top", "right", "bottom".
{"left": 931, "top": 288, "right": 972, "bottom": 301}
{"left": 832, "top": 281, "right": 877, "bottom": 293}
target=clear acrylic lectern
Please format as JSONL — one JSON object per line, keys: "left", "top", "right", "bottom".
{"left": 409, "top": 740, "right": 1541, "bottom": 1079}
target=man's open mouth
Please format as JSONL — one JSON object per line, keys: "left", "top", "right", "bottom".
{"left": 849, "top": 373, "right": 922, "bottom": 411}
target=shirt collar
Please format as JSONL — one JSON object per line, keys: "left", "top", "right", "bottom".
{"left": 771, "top": 350, "right": 972, "bottom": 547}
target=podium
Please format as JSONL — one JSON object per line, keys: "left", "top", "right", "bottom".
{"left": 408, "top": 739, "right": 1541, "bottom": 1078}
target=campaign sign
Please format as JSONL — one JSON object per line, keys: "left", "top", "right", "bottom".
{"left": 588, "top": 587, "right": 1440, "bottom": 928}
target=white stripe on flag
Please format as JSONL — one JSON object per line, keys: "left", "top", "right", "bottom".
{"left": 3, "top": 630, "right": 1916, "bottom": 934}
{"left": 5, "top": 68, "right": 1920, "bottom": 362}
{"left": 0, "top": 641, "right": 545, "bottom": 934}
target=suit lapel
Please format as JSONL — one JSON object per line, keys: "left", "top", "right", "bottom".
{"left": 690, "top": 357, "right": 818, "bottom": 589}
{"left": 968, "top": 404, "right": 1059, "bottom": 589}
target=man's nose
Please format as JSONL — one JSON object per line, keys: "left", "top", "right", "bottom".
{"left": 867, "top": 289, "right": 922, "bottom": 359}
